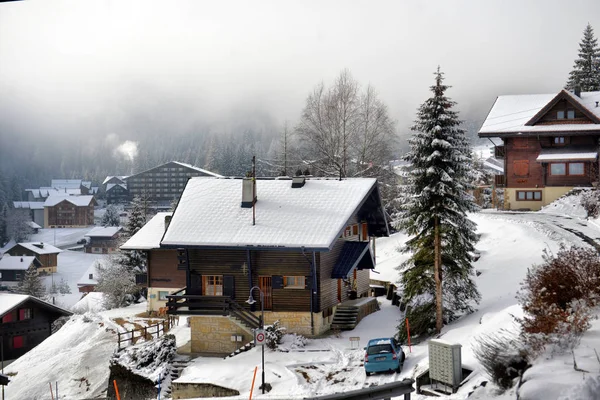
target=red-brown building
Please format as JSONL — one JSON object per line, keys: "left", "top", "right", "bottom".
{"left": 44, "top": 195, "right": 96, "bottom": 228}
{"left": 479, "top": 89, "right": 600, "bottom": 210}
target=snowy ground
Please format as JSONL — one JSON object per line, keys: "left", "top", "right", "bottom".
{"left": 5, "top": 191, "right": 600, "bottom": 399}
{"left": 30, "top": 227, "right": 94, "bottom": 249}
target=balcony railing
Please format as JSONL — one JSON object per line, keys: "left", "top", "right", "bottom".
{"left": 166, "top": 288, "right": 261, "bottom": 330}
{"left": 494, "top": 145, "right": 505, "bottom": 158}
{"left": 494, "top": 175, "right": 505, "bottom": 187}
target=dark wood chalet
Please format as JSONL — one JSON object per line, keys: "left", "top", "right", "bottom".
{"left": 479, "top": 89, "right": 600, "bottom": 210}
{"left": 122, "top": 176, "right": 388, "bottom": 354}
{"left": 5, "top": 242, "right": 62, "bottom": 274}
{"left": 0, "top": 293, "right": 72, "bottom": 360}
{"left": 84, "top": 226, "right": 122, "bottom": 254}
{"left": 44, "top": 195, "right": 96, "bottom": 228}
{"left": 0, "top": 256, "right": 41, "bottom": 288}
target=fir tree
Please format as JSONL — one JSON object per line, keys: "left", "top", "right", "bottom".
{"left": 0, "top": 203, "right": 8, "bottom": 246}
{"left": 127, "top": 196, "right": 147, "bottom": 236}
{"left": 101, "top": 204, "right": 121, "bottom": 227}
{"left": 18, "top": 267, "right": 46, "bottom": 299}
{"left": 565, "top": 23, "right": 600, "bottom": 92}
{"left": 397, "top": 67, "right": 480, "bottom": 336}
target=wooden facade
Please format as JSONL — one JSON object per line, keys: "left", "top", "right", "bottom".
{"left": 0, "top": 295, "right": 72, "bottom": 360}
{"left": 45, "top": 199, "right": 95, "bottom": 227}
{"left": 6, "top": 244, "right": 60, "bottom": 273}
{"left": 148, "top": 250, "right": 186, "bottom": 289}
{"left": 479, "top": 89, "right": 600, "bottom": 210}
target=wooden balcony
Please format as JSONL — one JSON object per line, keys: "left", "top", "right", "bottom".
{"left": 494, "top": 175, "right": 505, "bottom": 187}
{"left": 166, "top": 288, "right": 261, "bottom": 330}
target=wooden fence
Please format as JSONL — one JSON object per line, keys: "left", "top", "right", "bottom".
{"left": 117, "top": 319, "right": 172, "bottom": 351}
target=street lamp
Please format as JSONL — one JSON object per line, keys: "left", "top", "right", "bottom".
{"left": 246, "top": 286, "right": 265, "bottom": 394}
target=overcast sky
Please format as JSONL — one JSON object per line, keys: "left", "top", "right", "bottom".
{"left": 1, "top": 0, "right": 600, "bottom": 143}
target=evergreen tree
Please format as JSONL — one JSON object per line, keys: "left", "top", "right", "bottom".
{"left": 95, "top": 258, "right": 138, "bottom": 309}
{"left": 565, "top": 23, "right": 600, "bottom": 92}
{"left": 127, "top": 196, "right": 147, "bottom": 236}
{"left": 397, "top": 67, "right": 480, "bottom": 337}
{"left": 101, "top": 204, "right": 121, "bottom": 227}
{"left": 18, "top": 267, "right": 46, "bottom": 299}
{"left": 0, "top": 203, "right": 8, "bottom": 246}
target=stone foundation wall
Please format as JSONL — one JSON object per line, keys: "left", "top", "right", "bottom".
{"left": 190, "top": 316, "right": 252, "bottom": 355}
{"left": 172, "top": 382, "right": 239, "bottom": 399}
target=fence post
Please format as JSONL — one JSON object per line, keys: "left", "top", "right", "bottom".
{"left": 144, "top": 326, "right": 147, "bottom": 340}
{"left": 117, "top": 331, "right": 121, "bottom": 351}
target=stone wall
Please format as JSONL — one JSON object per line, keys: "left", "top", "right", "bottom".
{"left": 190, "top": 316, "right": 253, "bottom": 355}
{"left": 172, "top": 382, "right": 239, "bottom": 399}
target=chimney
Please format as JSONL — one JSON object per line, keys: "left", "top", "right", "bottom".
{"left": 89, "top": 273, "right": 93, "bottom": 280}
{"left": 20, "top": 257, "right": 23, "bottom": 262}
{"left": 574, "top": 85, "right": 581, "bottom": 97}
{"left": 291, "top": 176, "right": 306, "bottom": 188}
{"left": 596, "top": 101, "right": 599, "bottom": 108}
{"left": 241, "top": 178, "right": 256, "bottom": 208}
{"left": 164, "top": 215, "right": 172, "bottom": 231}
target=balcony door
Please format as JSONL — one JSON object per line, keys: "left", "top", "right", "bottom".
{"left": 259, "top": 276, "right": 273, "bottom": 310}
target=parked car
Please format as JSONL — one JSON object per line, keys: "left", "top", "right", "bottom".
{"left": 364, "top": 337, "right": 405, "bottom": 376}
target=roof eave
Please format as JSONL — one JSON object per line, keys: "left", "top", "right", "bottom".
{"left": 159, "top": 243, "right": 329, "bottom": 252}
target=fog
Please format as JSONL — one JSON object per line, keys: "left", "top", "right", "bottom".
{"left": 1, "top": 0, "right": 599, "bottom": 148}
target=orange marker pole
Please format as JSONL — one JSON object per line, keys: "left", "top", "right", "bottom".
{"left": 249, "top": 366, "right": 258, "bottom": 400}
{"left": 49, "top": 382, "right": 55, "bottom": 400}
{"left": 113, "top": 379, "right": 121, "bottom": 400}
{"left": 405, "top": 318, "right": 412, "bottom": 353}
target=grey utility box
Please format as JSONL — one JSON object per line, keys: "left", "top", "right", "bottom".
{"left": 428, "top": 339, "right": 462, "bottom": 392}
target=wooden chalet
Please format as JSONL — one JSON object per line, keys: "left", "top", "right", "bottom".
{"left": 0, "top": 256, "right": 41, "bottom": 288}
{"left": 84, "top": 226, "right": 122, "bottom": 254}
{"left": 479, "top": 89, "right": 600, "bottom": 210}
{"left": 77, "top": 263, "right": 99, "bottom": 293}
{"left": 5, "top": 242, "right": 62, "bottom": 274}
{"left": 44, "top": 195, "right": 96, "bottom": 228}
{"left": 0, "top": 293, "right": 72, "bottom": 360}
{"left": 122, "top": 176, "right": 388, "bottom": 355}
{"left": 103, "top": 176, "right": 129, "bottom": 204}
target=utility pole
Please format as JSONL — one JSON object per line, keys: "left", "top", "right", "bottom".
{"left": 252, "top": 156, "right": 256, "bottom": 226}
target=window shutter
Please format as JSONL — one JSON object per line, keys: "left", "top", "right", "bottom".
{"left": 513, "top": 160, "right": 529, "bottom": 177}
{"left": 272, "top": 275, "right": 284, "bottom": 289}
{"left": 305, "top": 276, "right": 313, "bottom": 290}
{"left": 223, "top": 275, "right": 235, "bottom": 299}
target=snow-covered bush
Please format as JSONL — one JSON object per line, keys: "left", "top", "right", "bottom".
{"left": 581, "top": 189, "right": 600, "bottom": 218}
{"left": 95, "top": 257, "right": 138, "bottom": 309}
{"left": 279, "top": 333, "right": 308, "bottom": 351}
{"left": 473, "top": 328, "right": 530, "bottom": 391}
{"left": 517, "top": 246, "right": 600, "bottom": 353}
{"left": 265, "top": 320, "right": 286, "bottom": 350}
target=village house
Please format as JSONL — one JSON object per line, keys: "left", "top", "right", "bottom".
{"left": 0, "top": 293, "right": 72, "bottom": 361}
{"left": 103, "top": 176, "right": 129, "bottom": 204}
{"left": 44, "top": 195, "right": 96, "bottom": 228}
{"left": 122, "top": 176, "right": 388, "bottom": 355}
{"left": 479, "top": 88, "right": 600, "bottom": 210}
{"left": 84, "top": 226, "right": 123, "bottom": 254}
{"left": 77, "top": 263, "right": 99, "bottom": 293}
{"left": 5, "top": 242, "right": 62, "bottom": 273}
{"left": 0, "top": 256, "right": 41, "bottom": 288}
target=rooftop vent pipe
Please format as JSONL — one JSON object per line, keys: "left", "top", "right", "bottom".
{"left": 241, "top": 177, "right": 256, "bottom": 208}
{"left": 292, "top": 176, "right": 306, "bottom": 188}
{"left": 574, "top": 85, "right": 581, "bottom": 97}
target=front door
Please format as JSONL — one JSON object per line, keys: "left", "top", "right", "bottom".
{"left": 259, "top": 276, "right": 273, "bottom": 310}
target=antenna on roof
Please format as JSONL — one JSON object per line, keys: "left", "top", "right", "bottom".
{"left": 252, "top": 156, "right": 256, "bottom": 226}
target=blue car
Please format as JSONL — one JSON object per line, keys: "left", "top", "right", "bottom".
{"left": 364, "top": 337, "right": 405, "bottom": 376}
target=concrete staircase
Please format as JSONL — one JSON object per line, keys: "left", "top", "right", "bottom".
{"left": 164, "top": 355, "right": 191, "bottom": 398}
{"left": 225, "top": 341, "right": 255, "bottom": 359}
{"left": 331, "top": 305, "right": 359, "bottom": 330}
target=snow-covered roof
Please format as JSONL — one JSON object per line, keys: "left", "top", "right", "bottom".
{"left": 536, "top": 147, "right": 598, "bottom": 162}
{"left": 44, "top": 195, "right": 95, "bottom": 207}
{"left": 10, "top": 242, "right": 63, "bottom": 255}
{"left": 85, "top": 226, "right": 122, "bottom": 238}
{"left": 102, "top": 176, "right": 128, "bottom": 185}
{"left": 0, "top": 255, "right": 36, "bottom": 270}
{"left": 171, "top": 161, "right": 223, "bottom": 178}
{"left": 106, "top": 183, "right": 127, "bottom": 191}
{"left": 13, "top": 201, "right": 45, "bottom": 210}
{"left": 77, "top": 263, "right": 99, "bottom": 287}
{"left": 483, "top": 157, "right": 504, "bottom": 173}
{"left": 120, "top": 212, "right": 172, "bottom": 250}
{"left": 26, "top": 188, "right": 82, "bottom": 198}
{"left": 51, "top": 179, "right": 82, "bottom": 189}
{"left": 479, "top": 90, "right": 600, "bottom": 136}
{"left": 0, "top": 293, "right": 72, "bottom": 317}
{"left": 27, "top": 221, "right": 42, "bottom": 229}
{"left": 161, "top": 177, "right": 380, "bottom": 250}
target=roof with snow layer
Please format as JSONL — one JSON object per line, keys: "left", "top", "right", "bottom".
{"left": 85, "top": 226, "right": 122, "bottom": 238}
{"left": 479, "top": 89, "right": 600, "bottom": 136}
{"left": 0, "top": 293, "right": 72, "bottom": 318}
{"left": 8, "top": 242, "right": 62, "bottom": 255}
{"left": 0, "top": 255, "right": 37, "bottom": 270}
{"left": 120, "top": 212, "right": 172, "bottom": 250}
{"left": 44, "top": 195, "right": 95, "bottom": 207}
{"left": 160, "top": 177, "right": 388, "bottom": 251}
